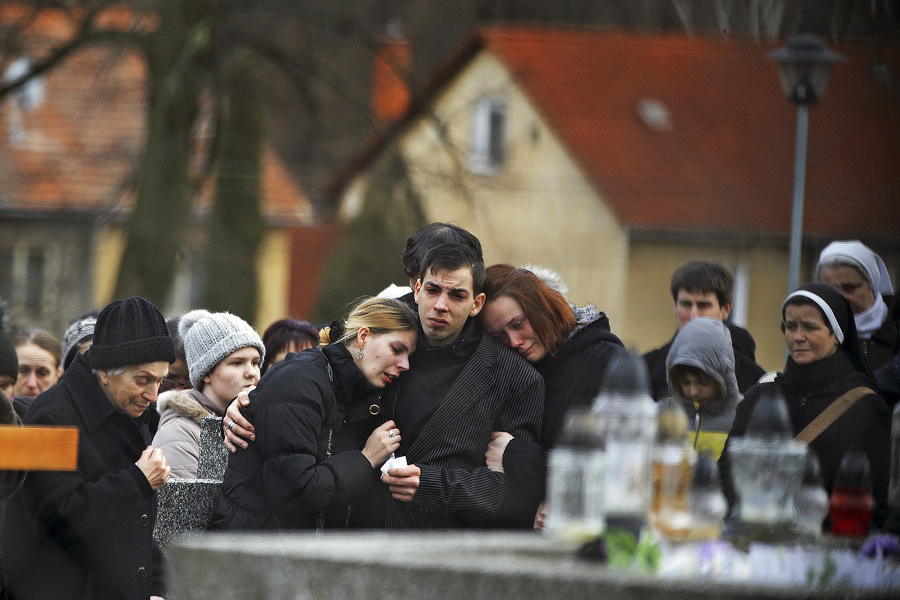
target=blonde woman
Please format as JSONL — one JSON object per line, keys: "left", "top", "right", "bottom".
{"left": 212, "top": 297, "right": 418, "bottom": 531}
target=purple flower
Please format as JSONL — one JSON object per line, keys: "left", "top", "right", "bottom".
{"left": 860, "top": 534, "right": 900, "bottom": 559}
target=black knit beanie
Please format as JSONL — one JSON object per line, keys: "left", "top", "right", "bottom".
{"left": 0, "top": 332, "right": 17, "bottom": 379}
{"left": 86, "top": 297, "right": 175, "bottom": 370}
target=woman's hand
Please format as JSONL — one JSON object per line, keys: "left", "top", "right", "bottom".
{"left": 361, "top": 420, "right": 401, "bottom": 468}
{"left": 223, "top": 386, "right": 255, "bottom": 453}
{"left": 485, "top": 431, "right": 513, "bottom": 472}
{"left": 136, "top": 446, "right": 170, "bottom": 490}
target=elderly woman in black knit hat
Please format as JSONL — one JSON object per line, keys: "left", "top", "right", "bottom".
{"left": 0, "top": 296, "right": 175, "bottom": 600}
{"left": 722, "top": 283, "right": 891, "bottom": 534}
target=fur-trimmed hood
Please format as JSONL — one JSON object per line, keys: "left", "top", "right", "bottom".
{"left": 156, "top": 388, "right": 223, "bottom": 424}
{"left": 556, "top": 304, "right": 623, "bottom": 358}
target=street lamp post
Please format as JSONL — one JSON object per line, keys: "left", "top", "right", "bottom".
{"left": 768, "top": 35, "right": 845, "bottom": 294}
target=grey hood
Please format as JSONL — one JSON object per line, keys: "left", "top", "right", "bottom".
{"left": 665, "top": 317, "right": 741, "bottom": 418}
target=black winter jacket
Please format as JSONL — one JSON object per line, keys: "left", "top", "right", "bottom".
{"left": 501, "top": 307, "right": 626, "bottom": 519}
{"left": 859, "top": 296, "right": 899, "bottom": 375}
{"left": 721, "top": 349, "right": 891, "bottom": 530}
{"left": 357, "top": 324, "right": 544, "bottom": 530}
{"left": 0, "top": 353, "right": 164, "bottom": 600}
{"left": 212, "top": 345, "right": 377, "bottom": 530}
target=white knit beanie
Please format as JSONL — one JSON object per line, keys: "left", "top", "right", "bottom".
{"left": 180, "top": 309, "right": 265, "bottom": 389}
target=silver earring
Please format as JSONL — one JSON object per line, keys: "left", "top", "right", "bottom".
{"left": 355, "top": 349, "right": 364, "bottom": 359}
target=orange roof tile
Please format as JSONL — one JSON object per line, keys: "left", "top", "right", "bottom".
{"left": 0, "top": 12, "right": 310, "bottom": 225}
{"left": 481, "top": 29, "right": 900, "bottom": 239}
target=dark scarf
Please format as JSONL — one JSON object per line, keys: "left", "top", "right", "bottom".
{"left": 779, "top": 347, "right": 875, "bottom": 396}
{"left": 776, "top": 348, "right": 877, "bottom": 431}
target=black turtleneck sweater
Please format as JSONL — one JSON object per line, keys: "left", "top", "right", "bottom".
{"left": 393, "top": 317, "right": 482, "bottom": 456}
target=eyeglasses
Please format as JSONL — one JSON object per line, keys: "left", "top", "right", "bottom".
{"left": 160, "top": 378, "right": 191, "bottom": 391}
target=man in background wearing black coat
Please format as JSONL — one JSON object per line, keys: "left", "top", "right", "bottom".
{"left": 643, "top": 261, "right": 766, "bottom": 401}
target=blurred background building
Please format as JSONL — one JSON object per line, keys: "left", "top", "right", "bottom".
{"left": 1, "top": 1, "right": 898, "bottom": 371}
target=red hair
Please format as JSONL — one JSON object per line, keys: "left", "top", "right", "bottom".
{"left": 482, "top": 264, "right": 576, "bottom": 354}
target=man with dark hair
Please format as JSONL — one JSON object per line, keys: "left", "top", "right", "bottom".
{"left": 643, "top": 261, "right": 765, "bottom": 400}
{"left": 368, "top": 240, "right": 543, "bottom": 529}
{"left": 400, "top": 222, "right": 483, "bottom": 288}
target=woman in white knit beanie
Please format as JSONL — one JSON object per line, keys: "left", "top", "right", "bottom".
{"left": 152, "top": 309, "right": 264, "bottom": 478}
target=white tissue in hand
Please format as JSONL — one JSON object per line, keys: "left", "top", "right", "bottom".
{"left": 381, "top": 455, "right": 407, "bottom": 476}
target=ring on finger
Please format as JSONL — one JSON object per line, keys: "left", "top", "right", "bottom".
{"left": 228, "top": 420, "right": 235, "bottom": 431}
{"left": 389, "top": 430, "right": 396, "bottom": 438}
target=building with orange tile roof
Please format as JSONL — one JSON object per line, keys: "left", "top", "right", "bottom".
{"left": 0, "top": 10, "right": 327, "bottom": 335}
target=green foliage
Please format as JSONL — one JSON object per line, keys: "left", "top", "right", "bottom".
{"left": 312, "top": 148, "right": 426, "bottom": 323}
{"left": 579, "top": 528, "right": 661, "bottom": 573}
{"left": 604, "top": 528, "right": 639, "bottom": 569}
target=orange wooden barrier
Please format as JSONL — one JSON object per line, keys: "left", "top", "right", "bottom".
{"left": 0, "top": 425, "right": 79, "bottom": 470}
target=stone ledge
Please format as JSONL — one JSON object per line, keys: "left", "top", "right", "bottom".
{"left": 166, "top": 532, "right": 886, "bottom": 600}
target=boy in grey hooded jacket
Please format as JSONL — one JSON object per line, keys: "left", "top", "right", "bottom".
{"left": 665, "top": 317, "right": 744, "bottom": 459}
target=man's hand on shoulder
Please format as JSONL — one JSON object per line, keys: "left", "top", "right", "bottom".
{"left": 223, "top": 386, "right": 255, "bottom": 452}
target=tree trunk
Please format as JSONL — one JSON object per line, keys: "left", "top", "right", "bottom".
{"left": 115, "top": 1, "right": 201, "bottom": 307}
{"left": 202, "top": 47, "right": 265, "bottom": 321}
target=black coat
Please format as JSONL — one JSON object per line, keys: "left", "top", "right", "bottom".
{"left": 357, "top": 328, "right": 544, "bottom": 530}
{"left": 720, "top": 349, "right": 891, "bottom": 530}
{"left": 859, "top": 295, "right": 899, "bottom": 375}
{"left": 501, "top": 308, "right": 627, "bottom": 519}
{"left": 212, "top": 345, "right": 376, "bottom": 530}
{"left": 0, "top": 354, "right": 164, "bottom": 600}
{"left": 644, "top": 322, "right": 766, "bottom": 401}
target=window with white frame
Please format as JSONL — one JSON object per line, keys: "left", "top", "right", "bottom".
{"left": 469, "top": 97, "right": 506, "bottom": 172}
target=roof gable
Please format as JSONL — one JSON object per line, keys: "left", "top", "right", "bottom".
{"left": 330, "top": 27, "right": 900, "bottom": 241}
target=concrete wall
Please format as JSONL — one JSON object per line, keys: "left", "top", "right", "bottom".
{"left": 166, "top": 532, "right": 888, "bottom": 600}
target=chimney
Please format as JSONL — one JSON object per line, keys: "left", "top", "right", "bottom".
{"left": 372, "top": 18, "right": 410, "bottom": 127}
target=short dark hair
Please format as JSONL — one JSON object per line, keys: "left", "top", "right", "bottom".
{"left": 670, "top": 261, "right": 734, "bottom": 308}
{"left": 261, "top": 318, "right": 319, "bottom": 374}
{"left": 669, "top": 364, "right": 722, "bottom": 397}
{"left": 401, "top": 222, "right": 483, "bottom": 280}
{"left": 420, "top": 242, "right": 486, "bottom": 295}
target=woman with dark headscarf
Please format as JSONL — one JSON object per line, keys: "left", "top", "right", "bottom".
{"left": 723, "top": 283, "right": 891, "bottom": 532}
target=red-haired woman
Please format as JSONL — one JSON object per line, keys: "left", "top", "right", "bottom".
{"left": 478, "top": 264, "right": 626, "bottom": 529}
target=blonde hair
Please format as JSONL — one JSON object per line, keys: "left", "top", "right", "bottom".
{"left": 319, "top": 297, "right": 418, "bottom": 347}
